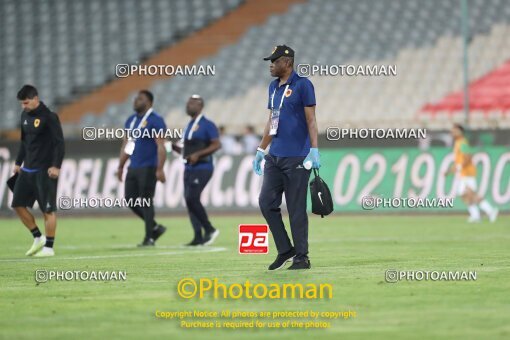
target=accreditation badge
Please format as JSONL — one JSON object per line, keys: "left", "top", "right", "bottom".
{"left": 124, "top": 139, "right": 136, "bottom": 155}
{"left": 269, "top": 108, "right": 280, "bottom": 136}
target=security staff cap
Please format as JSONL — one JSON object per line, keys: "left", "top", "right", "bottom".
{"left": 263, "top": 45, "right": 295, "bottom": 61}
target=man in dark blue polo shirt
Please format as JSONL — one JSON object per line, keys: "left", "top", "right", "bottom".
{"left": 172, "top": 94, "right": 221, "bottom": 246}
{"left": 253, "top": 45, "right": 320, "bottom": 270}
{"left": 117, "top": 90, "right": 168, "bottom": 246}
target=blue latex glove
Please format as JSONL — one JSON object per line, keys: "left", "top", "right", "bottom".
{"left": 252, "top": 150, "right": 265, "bottom": 176}
{"left": 303, "top": 148, "right": 321, "bottom": 169}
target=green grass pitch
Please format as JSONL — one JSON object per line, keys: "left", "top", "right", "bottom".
{"left": 0, "top": 214, "right": 509, "bottom": 339}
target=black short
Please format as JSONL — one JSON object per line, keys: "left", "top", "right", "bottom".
{"left": 124, "top": 167, "right": 157, "bottom": 200}
{"left": 11, "top": 170, "right": 58, "bottom": 213}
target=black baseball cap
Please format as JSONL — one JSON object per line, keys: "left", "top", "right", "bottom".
{"left": 263, "top": 45, "right": 295, "bottom": 61}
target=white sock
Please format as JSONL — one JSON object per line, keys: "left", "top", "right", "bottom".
{"left": 468, "top": 205, "right": 480, "bottom": 220}
{"left": 479, "top": 200, "right": 494, "bottom": 215}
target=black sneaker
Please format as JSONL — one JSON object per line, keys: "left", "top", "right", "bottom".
{"left": 152, "top": 224, "right": 167, "bottom": 242}
{"left": 137, "top": 238, "right": 155, "bottom": 247}
{"left": 185, "top": 238, "right": 203, "bottom": 246}
{"left": 268, "top": 248, "right": 296, "bottom": 270}
{"left": 288, "top": 258, "right": 311, "bottom": 270}
{"left": 203, "top": 229, "right": 220, "bottom": 246}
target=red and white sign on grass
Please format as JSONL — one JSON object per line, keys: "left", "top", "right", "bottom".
{"left": 238, "top": 224, "right": 269, "bottom": 254}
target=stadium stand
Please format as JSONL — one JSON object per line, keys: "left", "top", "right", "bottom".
{"left": 0, "top": 0, "right": 245, "bottom": 130}
{"left": 97, "top": 0, "right": 510, "bottom": 132}
{"left": 2, "top": 0, "right": 510, "bottom": 134}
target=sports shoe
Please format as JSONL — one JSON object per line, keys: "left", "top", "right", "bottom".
{"left": 467, "top": 216, "right": 481, "bottom": 223}
{"left": 288, "top": 258, "right": 311, "bottom": 270}
{"left": 489, "top": 208, "right": 499, "bottom": 223}
{"left": 33, "top": 246, "right": 55, "bottom": 257}
{"left": 185, "top": 238, "right": 203, "bottom": 246}
{"left": 137, "top": 238, "right": 155, "bottom": 247}
{"left": 152, "top": 225, "right": 167, "bottom": 242}
{"left": 203, "top": 229, "right": 220, "bottom": 246}
{"left": 268, "top": 248, "right": 296, "bottom": 270}
{"left": 25, "top": 236, "right": 46, "bottom": 256}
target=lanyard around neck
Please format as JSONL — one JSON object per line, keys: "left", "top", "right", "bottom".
{"left": 271, "top": 84, "right": 290, "bottom": 111}
{"left": 187, "top": 113, "right": 203, "bottom": 140}
{"left": 129, "top": 107, "right": 153, "bottom": 130}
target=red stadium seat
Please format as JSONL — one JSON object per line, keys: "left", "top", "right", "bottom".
{"left": 421, "top": 59, "right": 510, "bottom": 115}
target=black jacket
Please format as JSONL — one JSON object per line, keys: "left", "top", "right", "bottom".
{"left": 15, "top": 102, "right": 65, "bottom": 169}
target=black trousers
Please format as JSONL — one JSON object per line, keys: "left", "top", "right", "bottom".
{"left": 259, "top": 155, "right": 311, "bottom": 260}
{"left": 184, "top": 169, "right": 214, "bottom": 239}
{"left": 125, "top": 167, "right": 157, "bottom": 239}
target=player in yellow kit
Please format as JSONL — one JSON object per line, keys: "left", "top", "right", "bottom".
{"left": 445, "top": 124, "right": 498, "bottom": 223}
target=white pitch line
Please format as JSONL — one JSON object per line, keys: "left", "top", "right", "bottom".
{"left": 13, "top": 244, "right": 217, "bottom": 251}
{"left": 0, "top": 247, "right": 227, "bottom": 263}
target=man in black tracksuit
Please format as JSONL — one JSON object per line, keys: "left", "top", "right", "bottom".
{"left": 11, "top": 85, "right": 65, "bottom": 257}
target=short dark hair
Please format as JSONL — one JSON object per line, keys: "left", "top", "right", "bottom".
{"left": 139, "top": 90, "right": 154, "bottom": 104}
{"left": 454, "top": 123, "right": 465, "bottom": 134}
{"left": 17, "top": 85, "right": 38, "bottom": 100}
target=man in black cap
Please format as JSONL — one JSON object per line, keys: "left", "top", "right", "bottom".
{"left": 253, "top": 45, "right": 320, "bottom": 270}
